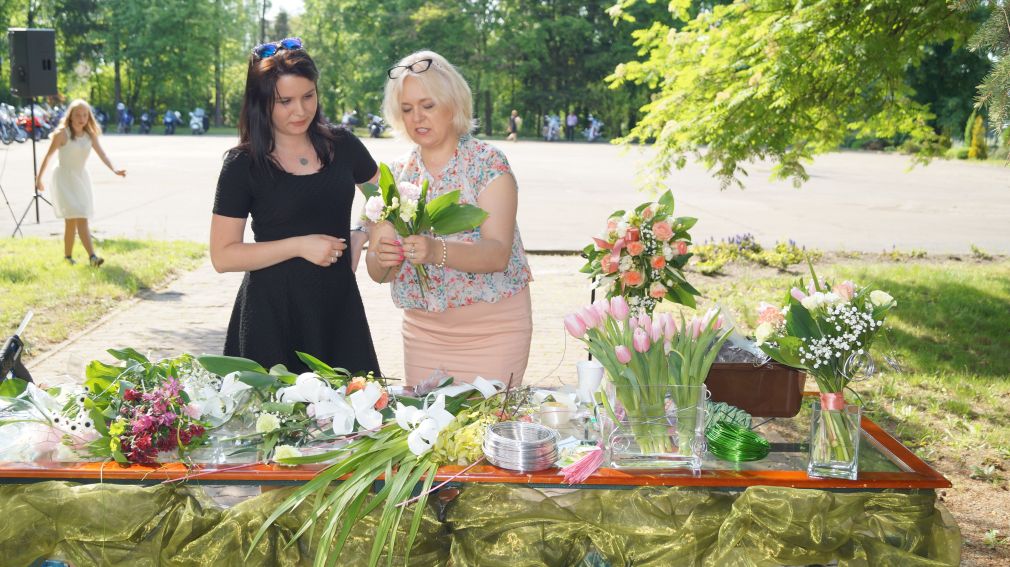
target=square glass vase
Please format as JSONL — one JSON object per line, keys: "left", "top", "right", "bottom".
{"left": 807, "top": 401, "right": 862, "bottom": 480}
{"left": 601, "top": 383, "right": 709, "bottom": 471}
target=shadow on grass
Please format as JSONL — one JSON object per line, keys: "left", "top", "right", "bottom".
{"left": 865, "top": 274, "right": 1010, "bottom": 379}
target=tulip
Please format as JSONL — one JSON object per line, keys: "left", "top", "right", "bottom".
{"left": 564, "top": 313, "right": 587, "bottom": 338}
{"left": 790, "top": 287, "right": 807, "bottom": 302}
{"left": 649, "top": 320, "right": 664, "bottom": 342}
{"left": 592, "top": 298, "right": 610, "bottom": 319}
{"left": 633, "top": 327, "right": 650, "bottom": 353}
{"left": 610, "top": 296, "right": 630, "bottom": 321}
{"left": 615, "top": 345, "right": 632, "bottom": 364}
{"left": 691, "top": 318, "right": 703, "bottom": 339}
{"left": 579, "top": 306, "right": 601, "bottom": 329}
{"left": 661, "top": 313, "right": 676, "bottom": 339}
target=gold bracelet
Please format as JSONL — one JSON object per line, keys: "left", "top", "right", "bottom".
{"left": 437, "top": 236, "right": 447, "bottom": 268}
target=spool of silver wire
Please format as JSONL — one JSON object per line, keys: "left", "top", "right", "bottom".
{"left": 483, "top": 421, "right": 559, "bottom": 472}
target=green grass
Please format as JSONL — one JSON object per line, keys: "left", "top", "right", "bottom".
{"left": 0, "top": 237, "right": 206, "bottom": 357}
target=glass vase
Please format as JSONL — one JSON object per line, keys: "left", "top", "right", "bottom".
{"left": 807, "top": 401, "right": 862, "bottom": 480}
{"left": 603, "top": 383, "right": 708, "bottom": 470}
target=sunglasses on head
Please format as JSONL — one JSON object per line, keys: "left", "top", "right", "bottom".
{"left": 387, "top": 58, "right": 434, "bottom": 79}
{"left": 252, "top": 37, "right": 304, "bottom": 60}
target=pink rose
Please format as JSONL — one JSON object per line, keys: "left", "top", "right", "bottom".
{"left": 650, "top": 256, "right": 666, "bottom": 270}
{"left": 649, "top": 282, "right": 666, "bottom": 298}
{"left": 652, "top": 221, "right": 674, "bottom": 241}
{"left": 600, "top": 255, "right": 618, "bottom": 274}
{"left": 641, "top": 206, "right": 655, "bottom": 221}
{"left": 757, "top": 302, "right": 784, "bottom": 326}
{"left": 615, "top": 345, "right": 632, "bottom": 364}
{"left": 833, "top": 280, "right": 855, "bottom": 301}
{"left": 626, "top": 241, "right": 645, "bottom": 257}
{"left": 676, "top": 241, "right": 688, "bottom": 255}
{"left": 621, "top": 271, "right": 644, "bottom": 287}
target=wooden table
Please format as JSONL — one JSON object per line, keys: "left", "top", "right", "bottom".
{"left": 0, "top": 416, "right": 950, "bottom": 490}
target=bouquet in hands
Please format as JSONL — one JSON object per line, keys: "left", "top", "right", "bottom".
{"left": 362, "top": 163, "right": 488, "bottom": 292}
{"left": 581, "top": 190, "right": 700, "bottom": 315}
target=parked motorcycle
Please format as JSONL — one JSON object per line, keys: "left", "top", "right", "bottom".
{"left": 0, "top": 103, "right": 26, "bottom": 145}
{"left": 189, "top": 108, "right": 206, "bottom": 135}
{"left": 583, "top": 114, "right": 604, "bottom": 142}
{"left": 18, "top": 106, "right": 52, "bottom": 141}
{"left": 367, "top": 113, "right": 386, "bottom": 138}
{"left": 94, "top": 107, "right": 108, "bottom": 133}
{"left": 139, "top": 110, "right": 153, "bottom": 134}
{"left": 163, "top": 110, "right": 181, "bottom": 135}
{"left": 542, "top": 114, "right": 561, "bottom": 141}
{"left": 116, "top": 103, "right": 133, "bottom": 134}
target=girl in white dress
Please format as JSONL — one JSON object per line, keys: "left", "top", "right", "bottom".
{"left": 36, "top": 99, "right": 126, "bottom": 266}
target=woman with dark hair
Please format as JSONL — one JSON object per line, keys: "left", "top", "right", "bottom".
{"left": 209, "top": 38, "right": 381, "bottom": 374}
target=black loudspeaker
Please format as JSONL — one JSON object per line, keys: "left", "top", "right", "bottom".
{"left": 7, "top": 28, "right": 57, "bottom": 98}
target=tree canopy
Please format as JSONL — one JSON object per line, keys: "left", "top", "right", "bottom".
{"left": 610, "top": 0, "right": 1002, "bottom": 188}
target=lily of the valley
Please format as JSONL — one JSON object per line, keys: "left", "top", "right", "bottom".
{"left": 394, "top": 394, "right": 456, "bottom": 456}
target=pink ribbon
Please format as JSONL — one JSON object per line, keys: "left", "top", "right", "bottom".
{"left": 820, "top": 392, "right": 846, "bottom": 411}
{"left": 609, "top": 238, "right": 626, "bottom": 265}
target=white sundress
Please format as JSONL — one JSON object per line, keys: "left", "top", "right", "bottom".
{"left": 51, "top": 133, "right": 94, "bottom": 219}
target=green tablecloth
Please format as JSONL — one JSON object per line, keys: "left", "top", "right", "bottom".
{"left": 0, "top": 482, "right": 960, "bottom": 566}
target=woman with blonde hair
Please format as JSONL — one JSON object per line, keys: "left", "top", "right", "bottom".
{"left": 366, "top": 50, "right": 533, "bottom": 387}
{"left": 36, "top": 99, "right": 126, "bottom": 266}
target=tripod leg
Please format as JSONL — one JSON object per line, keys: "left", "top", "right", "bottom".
{"left": 12, "top": 197, "right": 36, "bottom": 237}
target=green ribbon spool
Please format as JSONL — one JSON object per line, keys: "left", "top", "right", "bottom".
{"left": 706, "top": 420, "right": 770, "bottom": 462}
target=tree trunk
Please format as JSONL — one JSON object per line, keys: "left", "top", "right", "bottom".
{"left": 484, "top": 90, "right": 492, "bottom": 137}
{"left": 113, "top": 56, "right": 122, "bottom": 104}
{"left": 214, "top": 42, "right": 224, "bottom": 126}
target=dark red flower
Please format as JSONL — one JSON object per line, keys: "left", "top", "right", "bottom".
{"left": 123, "top": 389, "right": 141, "bottom": 402}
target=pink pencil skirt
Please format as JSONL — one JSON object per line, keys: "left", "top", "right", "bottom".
{"left": 402, "top": 286, "right": 532, "bottom": 388}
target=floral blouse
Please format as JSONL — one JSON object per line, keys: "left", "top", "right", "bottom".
{"left": 390, "top": 135, "right": 533, "bottom": 312}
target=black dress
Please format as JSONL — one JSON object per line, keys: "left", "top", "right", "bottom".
{"left": 212, "top": 130, "right": 381, "bottom": 375}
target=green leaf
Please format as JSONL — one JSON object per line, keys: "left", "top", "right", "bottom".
{"left": 0, "top": 378, "right": 28, "bottom": 398}
{"left": 197, "top": 355, "right": 267, "bottom": 375}
{"left": 429, "top": 204, "right": 489, "bottom": 235}
{"left": 106, "top": 347, "right": 149, "bottom": 365}
{"left": 360, "top": 182, "right": 380, "bottom": 199}
{"left": 236, "top": 371, "right": 279, "bottom": 390}
{"left": 657, "top": 190, "right": 674, "bottom": 210}
{"left": 424, "top": 190, "right": 463, "bottom": 220}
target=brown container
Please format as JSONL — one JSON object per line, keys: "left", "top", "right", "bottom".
{"left": 704, "top": 363, "right": 805, "bottom": 418}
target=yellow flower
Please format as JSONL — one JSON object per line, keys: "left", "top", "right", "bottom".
{"left": 109, "top": 437, "right": 119, "bottom": 452}
{"left": 109, "top": 419, "right": 126, "bottom": 436}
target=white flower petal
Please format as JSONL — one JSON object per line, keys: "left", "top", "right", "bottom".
{"left": 407, "top": 428, "right": 432, "bottom": 456}
{"left": 355, "top": 408, "right": 384, "bottom": 431}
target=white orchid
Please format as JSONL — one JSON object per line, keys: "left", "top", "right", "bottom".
{"left": 185, "top": 371, "right": 252, "bottom": 425}
{"left": 313, "top": 395, "right": 356, "bottom": 435}
{"left": 277, "top": 373, "right": 333, "bottom": 404}
{"left": 349, "top": 382, "right": 385, "bottom": 431}
{"left": 394, "top": 394, "right": 456, "bottom": 456}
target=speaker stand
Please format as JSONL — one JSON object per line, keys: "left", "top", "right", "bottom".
{"left": 10, "top": 98, "right": 51, "bottom": 238}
